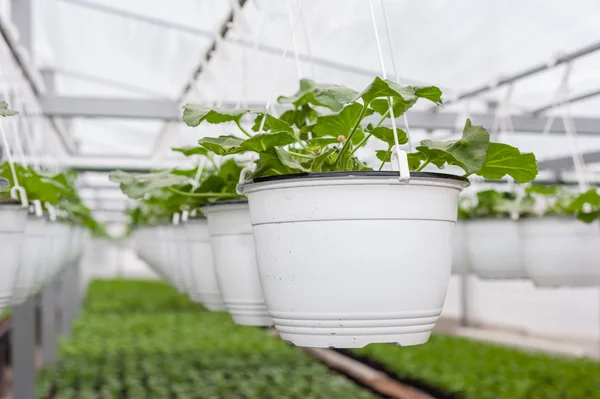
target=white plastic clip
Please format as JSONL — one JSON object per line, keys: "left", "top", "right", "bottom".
{"left": 11, "top": 185, "right": 28, "bottom": 207}
{"left": 32, "top": 199, "right": 43, "bottom": 217}
{"left": 45, "top": 202, "right": 57, "bottom": 222}
{"left": 236, "top": 164, "right": 256, "bottom": 195}
{"left": 181, "top": 209, "right": 190, "bottom": 222}
{"left": 172, "top": 212, "right": 181, "bottom": 226}
{"left": 391, "top": 145, "right": 410, "bottom": 183}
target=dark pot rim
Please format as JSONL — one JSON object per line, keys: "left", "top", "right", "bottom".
{"left": 201, "top": 199, "right": 248, "bottom": 207}
{"left": 248, "top": 171, "right": 469, "bottom": 184}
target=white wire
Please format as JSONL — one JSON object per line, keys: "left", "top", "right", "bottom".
{"left": 367, "top": 0, "right": 401, "bottom": 151}
{"left": 258, "top": 0, "right": 305, "bottom": 133}
{"left": 285, "top": 0, "right": 303, "bottom": 79}
{"left": 298, "top": 1, "right": 315, "bottom": 79}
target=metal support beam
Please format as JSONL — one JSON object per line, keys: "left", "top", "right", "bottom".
{"left": 12, "top": 296, "right": 36, "bottom": 399}
{"left": 19, "top": 155, "right": 192, "bottom": 173}
{"left": 39, "top": 96, "right": 600, "bottom": 135}
{"left": 445, "top": 40, "right": 600, "bottom": 106}
{"left": 11, "top": 0, "right": 33, "bottom": 56}
{"left": 531, "top": 88, "right": 600, "bottom": 115}
{"left": 538, "top": 151, "right": 600, "bottom": 171}
{"left": 178, "top": 0, "right": 248, "bottom": 101}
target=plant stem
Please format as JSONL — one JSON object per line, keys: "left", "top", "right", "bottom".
{"left": 346, "top": 109, "right": 391, "bottom": 158}
{"left": 415, "top": 159, "right": 431, "bottom": 172}
{"left": 167, "top": 187, "right": 238, "bottom": 198}
{"left": 235, "top": 120, "right": 252, "bottom": 138}
{"left": 207, "top": 156, "right": 219, "bottom": 170}
{"left": 333, "top": 106, "right": 368, "bottom": 168}
{"left": 378, "top": 146, "right": 392, "bottom": 171}
{"left": 288, "top": 151, "right": 315, "bottom": 159}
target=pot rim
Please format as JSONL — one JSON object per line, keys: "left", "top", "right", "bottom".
{"left": 0, "top": 177, "right": 8, "bottom": 189}
{"left": 0, "top": 199, "right": 23, "bottom": 206}
{"left": 202, "top": 199, "right": 248, "bottom": 207}
{"left": 247, "top": 170, "right": 469, "bottom": 184}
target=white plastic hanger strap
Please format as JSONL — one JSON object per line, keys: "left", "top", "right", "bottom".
{"left": 367, "top": 0, "right": 409, "bottom": 182}
{"left": 257, "top": 0, "right": 304, "bottom": 133}
{"left": 0, "top": 121, "right": 28, "bottom": 206}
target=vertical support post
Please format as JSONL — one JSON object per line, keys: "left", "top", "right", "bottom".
{"left": 59, "top": 270, "right": 72, "bottom": 337}
{"left": 41, "top": 282, "right": 58, "bottom": 365}
{"left": 11, "top": 0, "right": 34, "bottom": 56}
{"left": 12, "top": 296, "right": 36, "bottom": 399}
{"left": 460, "top": 273, "right": 471, "bottom": 327}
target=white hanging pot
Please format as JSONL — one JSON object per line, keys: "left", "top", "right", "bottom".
{"left": 11, "top": 214, "right": 49, "bottom": 304}
{"left": 239, "top": 171, "right": 468, "bottom": 348}
{"left": 185, "top": 217, "right": 226, "bottom": 311}
{"left": 201, "top": 200, "right": 272, "bottom": 326}
{"left": 172, "top": 224, "right": 196, "bottom": 296}
{"left": 0, "top": 202, "right": 27, "bottom": 312}
{"left": 451, "top": 221, "right": 470, "bottom": 274}
{"left": 466, "top": 219, "right": 525, "bottom": 279}
{"left": 40, "top": 222, "right": 72, "bottom": 290}
{"left": 158, "top": 225, "right": 185, "bottom": 291}
{"left": 521, "top": 216, "right": 600, "bottom": 287}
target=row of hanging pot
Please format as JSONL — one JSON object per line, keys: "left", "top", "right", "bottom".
{"left": 0, "top": 200, "right": 88, "bottom": 316}
{"left": 452, "top": 216, "right": 600, "bottom": 287}
{"left": 452, "top": 186, "right": 600, "bottom": 287}
{"left": 116, "top": 77, "right": 545, "bottom": 349}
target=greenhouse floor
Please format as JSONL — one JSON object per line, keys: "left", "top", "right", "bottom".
{"left": 3, "top": 279, "right": 597, "bottom": 399}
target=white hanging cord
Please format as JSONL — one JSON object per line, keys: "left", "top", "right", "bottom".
{"left": 378, "top": 0, "right": 413, "bottom": 153}
{"left": 298, "top": 0, "right": 315, "bottom": 78}
{"left": 556, "top": 63, "right": 587, "bottom": 193}
{"left": 367, "top": 0, "right": 409, "bottom": 181}
{"left": 0, "top": 122, "right": 28, "bottom": 206}
{"left": 257, "top": 0, "right": 305, "bottom": 133}
{"left": 285, "top": 0, "right": 303, "bottom": 79}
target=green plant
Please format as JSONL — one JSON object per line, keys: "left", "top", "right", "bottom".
{"left": 458, "top": 185, "right": 600, "bottom": 223}
{"left": 39, "top": 279, "right": 377, "bottom": 399}
{"left": 183, "top": 78, "right": 538, "bottom": 183}
{"left": 0, "top": 101, "right": 17, "bottom": 117}
{"left": 110, "top": 157, "right": 244, "bottom": 232}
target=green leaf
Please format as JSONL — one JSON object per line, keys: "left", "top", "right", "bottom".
{"left": 415, "top": 86, "right": 443, "bottom": 104}
{"left": 407, "top": 152, "right": 426, "bottom": 170}
{"left": 240, "top": 131, "right": 296, "bottom": 152}
{"left": 416, "top": 119, "right": 490, "bottom": 175}
{"left": 311, "top": 148, "right": 337, "bottom": 171}
{"left": 252, "top": 114, "right": 293, "bottom": 134}
{"left": 277, "top": 79, "right": 358, "bottom": 111}
{"left": 370, "top": 98, "right": 416, "bottom": 118}
{"left": 0, "top": 101, "right": 18, "bottom": 117}
{"left": 171, "top": 146, "right": 208, "bottom": 157}
{"left": 312, "top": 103, "right": 364, "bottom": 138}
{"left": 376, "top": 149, "right": 391, "bottom": 163}
{"left": 307, "top": 137, "right": 340, "bottom": 147}
{"left": 182, "top": 104, "right": 252, "bottom": 127}
{"left": 369, "top": 126, "right": 408, "bottom": 146}
{"left": 249, "top": 148, "right": 307, "bottom": 178}
{"left": 109, "top": 170, "right": 189, "bottom": 199}
{"left": 476, "top": 143, "right": 538, "bottom": 183}
{"left": 359, "top": 77, "right": 416, "bottom": 105}
{"left": 197, "top": 135, "right": 245, "bottom": 156}
{"left": 525, "top": 184, "right": 558, "bottom": 196}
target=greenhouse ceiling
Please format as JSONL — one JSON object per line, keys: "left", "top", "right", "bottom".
{"left": 2, "top": 0, "right": 600, "bottom": 220}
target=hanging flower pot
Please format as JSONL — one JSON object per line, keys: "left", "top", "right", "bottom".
{"left": 11, "top": 214, "right": 49, "bottom": 304}
{"left": 185, "top": 217, "right": 226, "bottom": 311}
{"left": 466, "top": 219, "right": 525, "bottom": 279}
{"left": 451, "top": 222, "right": 469, "bottom": 274}
{"left": 0, "top": 201, "right": 27, "bottom": 312}
{"left": 41, "top": 221, "right": 72, "bottom": 289}
{"left": 239, "top": 171, "right": 468, "bottom": 347}
{"left": 201, "top": 200, "right": 272, "bottom": 326}
{"left": 521, "top": 216, "right": 600, "bottom": 287}
{"left": 171, "top": 223, "right": 196, "bottom": 297}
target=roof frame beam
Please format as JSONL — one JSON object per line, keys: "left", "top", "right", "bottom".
{"left": 444, "top": 40, "right": 600, "bottom": 107}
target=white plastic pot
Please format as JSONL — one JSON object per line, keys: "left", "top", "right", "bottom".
{"left": 172, "top": 224, "right": 196, "bottom": 296}
{"left": 521, "top": 217, "right": 600, "bottom": 287}
{"left": 185, "top": 218, "right": 226, "bottom": 311}
{"left": 466, "top": 219, "right": 525, "bottom": 279}
{"left": 38, "top": 222, "right": 72, "bottom": 291}
{"left": 157, "top": 225, "right": 185, "bottom": 291}
{"left": 202, "top": 201, "right": 271, "bottom": 326}
{"left": 239, "top": 171, "right": 468, "bottom": 348}
{"left": 0, "top": 203, "right": 27, "bottom": 312}
{"left": 451, "top": 221, "right": 469, "bottom": 274}
{"left": 11, "top": 215, "right": 49, "bottom": 304}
